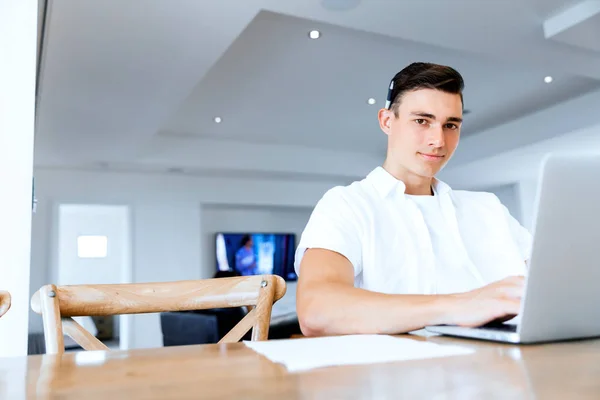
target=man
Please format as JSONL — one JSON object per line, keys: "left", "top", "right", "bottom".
{"left": 295, "top": 62, "right": 531, "bottom": 337}
{"left": 235, "top": 235, "right": 257, "bottom": 276}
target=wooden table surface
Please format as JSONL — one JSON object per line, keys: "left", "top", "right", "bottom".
{"left": 3, "top": 335, "right": 600, "bottom": 399}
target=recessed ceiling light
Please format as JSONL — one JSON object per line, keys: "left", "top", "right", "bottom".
{"left": 544, "top": 76, "right": 553, "bottom": 83}
{"left": 367, "top": 98, "right": 376, "bottom": 105}
{"left": 308, "top": 30, "right": 321, "bottom": 39}
{"left": 214, "top": 117, "right": 222, "bottom": 123}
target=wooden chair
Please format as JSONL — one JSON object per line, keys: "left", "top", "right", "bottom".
{"left": 0, "top": 291, "right": 11, "bottom": 318}
{"left": 31, "top": 275, "right": 286, "bottom": 355}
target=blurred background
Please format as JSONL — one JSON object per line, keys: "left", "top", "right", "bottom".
{"left": 25, "top": 0, "right": 600, "bottom": 350}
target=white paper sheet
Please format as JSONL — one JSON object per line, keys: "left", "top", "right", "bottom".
{"left": 244, "top": 334, "right": 474, "bottom": 372}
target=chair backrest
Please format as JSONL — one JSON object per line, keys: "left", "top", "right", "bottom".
{"left": 0, "top": 291, "right": 10, "bottom": 318}
{"left": 31, "top": 275, "right": 286, "bottom": 354}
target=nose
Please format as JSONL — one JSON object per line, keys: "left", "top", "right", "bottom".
{"left": 427, "top": 125, "right": 445, "bottom": 148}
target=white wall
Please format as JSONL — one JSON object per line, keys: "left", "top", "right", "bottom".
{"left": 518, "top": 178, "right": 540, "bottom": 232}
{"left": 0, "top": 0, "right": 37, "bottom": 358}
{"left": 130, "top": 204, "right": 202, "bottom": 348}
{"left": 56, "top": 205, "right": 130, "bottom": 286}
{"left": 29, "top": 168, "right": 341, "bottom": 348}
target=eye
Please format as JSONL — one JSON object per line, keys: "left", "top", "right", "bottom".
{"left": 415, "top": 119, "right": 428, "bottom": 125}
{"left": 445, "top": 123, "right": 459, "bottom": 130}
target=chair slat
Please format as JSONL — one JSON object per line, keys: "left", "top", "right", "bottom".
{"left": 63, "top": 318, "right": 109, "bottom": 351}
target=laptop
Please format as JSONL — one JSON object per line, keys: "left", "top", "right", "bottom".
{"left": 426, "top": 152, "right": 600, "bottom": 344}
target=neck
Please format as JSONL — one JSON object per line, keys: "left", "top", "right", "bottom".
{"left": 382, "top": 159, "right": 434, "bottom": 196}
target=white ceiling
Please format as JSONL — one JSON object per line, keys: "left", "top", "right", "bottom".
{"left": 34, "top": 0, "right": 600, "bottom": 181}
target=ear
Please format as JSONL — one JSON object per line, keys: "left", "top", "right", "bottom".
{"left": 378, "top": 108, "right": 394, "bottom": 136}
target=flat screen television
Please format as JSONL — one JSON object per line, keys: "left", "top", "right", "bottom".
{"left": 215, "top": 232, "right": 297, "bottom": 281}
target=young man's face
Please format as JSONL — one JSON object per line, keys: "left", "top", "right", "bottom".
{"left": 380, "top": 88, "right": 463, "bottom": 178}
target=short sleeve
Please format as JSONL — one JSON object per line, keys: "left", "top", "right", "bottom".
{"left": 502, "top": 204, "right": 533, "bottom": 263}
{"left": 294, "top": 187, "right": 363, "bottom": 277}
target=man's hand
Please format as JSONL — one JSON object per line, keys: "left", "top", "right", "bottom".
{"left": 442, "top": 276, "right": 525, "bottom": 328}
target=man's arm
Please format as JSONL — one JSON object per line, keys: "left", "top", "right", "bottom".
{"left": 296, "top": 248, "right": 524, "bottom": 337}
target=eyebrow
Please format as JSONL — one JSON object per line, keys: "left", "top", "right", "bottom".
{"left": 410, "top": 112, "right": 463, "bottom": 123}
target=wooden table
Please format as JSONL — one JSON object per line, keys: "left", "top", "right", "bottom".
{"left": 3, "top": 335, "right": 600, "bottom": 399}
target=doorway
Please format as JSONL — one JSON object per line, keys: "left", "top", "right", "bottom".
{"left": 56, "top": 204, "right": 132, "bottom": 350}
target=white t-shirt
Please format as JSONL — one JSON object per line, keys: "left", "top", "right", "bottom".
{"left": 295, "top": 167, "right": 532, "bottom": 295}
{"left": 406, "top": 192, "right": 479, "bottom": 294}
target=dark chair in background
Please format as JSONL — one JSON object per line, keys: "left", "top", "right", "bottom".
{"left": 160, "top": 307, "right": 252, "bottom": 346}
{"left": 160, "top": 312, "right": 219, "bottom": 346}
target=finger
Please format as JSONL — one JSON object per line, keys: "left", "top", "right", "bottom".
{"left": 500, "top": 298, "right": 521, "bottom": 316}
{"left": 495, "top": 277, "right": 524, "bottom": 290}
{"left": 495, "top": 314, "right": 518, "bottom": 324}
{"left": 465, "top": 298, "right": 521, "bottom": 327}
{"left": 491, "top": 276, "right": 524, "bottom": 288}
{"left": 496, "top": 284, "right": 524, "bottom": 299}
{"left": 502, "top": 275, "right": 525, "bottom": 285}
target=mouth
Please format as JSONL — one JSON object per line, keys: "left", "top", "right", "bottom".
{"left": 418, "top": 153, "right": 445, "bottom": 161}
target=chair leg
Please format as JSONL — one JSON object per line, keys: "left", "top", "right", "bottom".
{"left": 40, "top": 285, "right": 64, "bottom": 355}
{"left": 251, "top": 277, "right": 276, "bottom": 341}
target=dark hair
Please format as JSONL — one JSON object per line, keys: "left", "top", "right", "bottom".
{"left": 386, "top": 62, "right": 464, "bottom": 116}
{"left": 240, "top": 235, "right": 252, "bottom": 247}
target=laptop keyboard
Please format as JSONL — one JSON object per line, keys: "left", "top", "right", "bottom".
{"left": 480, "top": 323, "right": 518, "bottom": 333}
